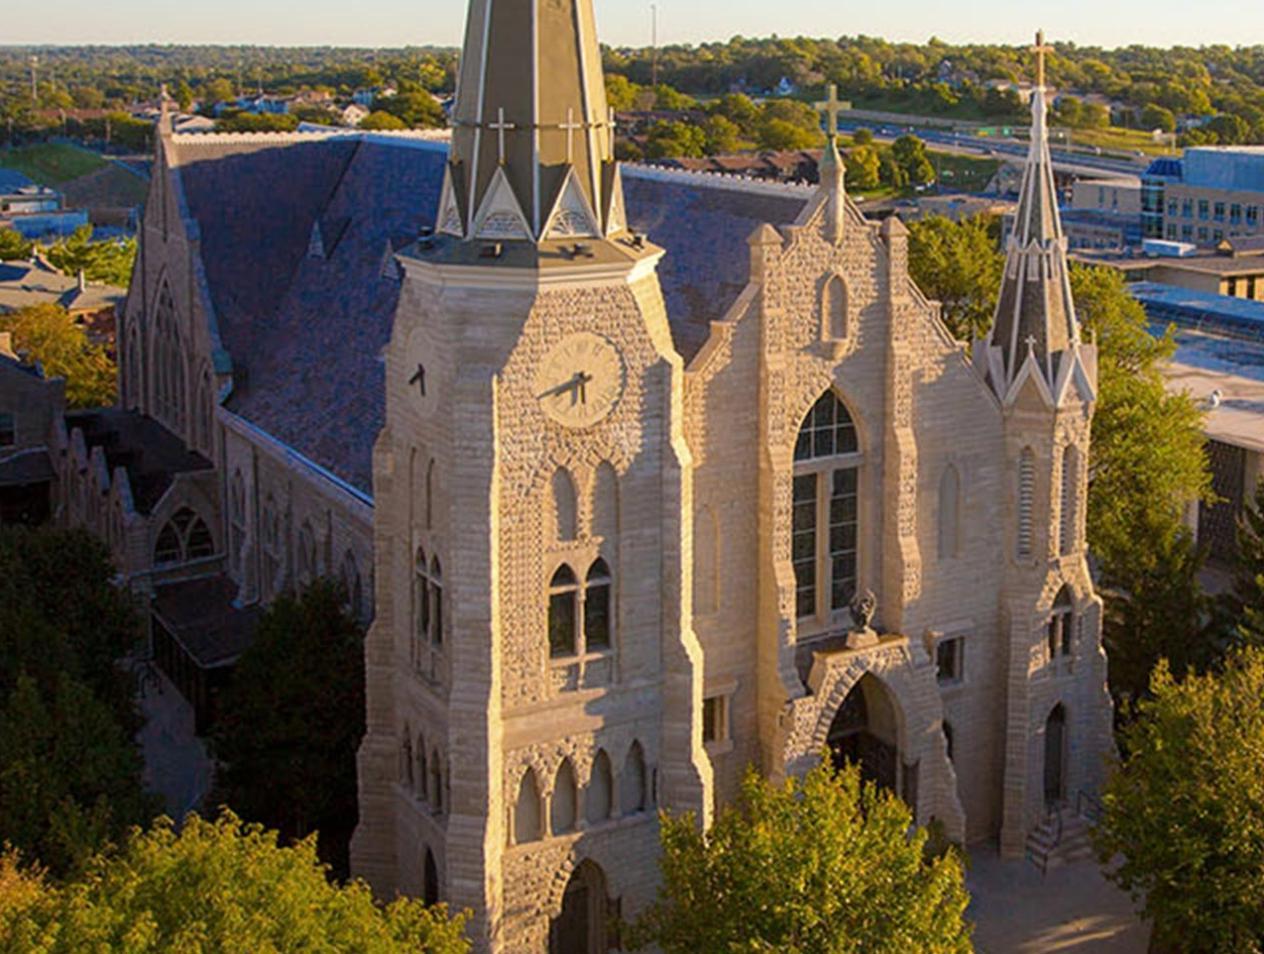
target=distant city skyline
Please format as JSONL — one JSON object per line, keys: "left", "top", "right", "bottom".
{"left": 2, "top": 0, "right": 1259, "bottom": 50}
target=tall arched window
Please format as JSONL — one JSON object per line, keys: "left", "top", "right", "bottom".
{"left": 1048, "top": 585, "right": 1074, "bottom": 660}
{"left": 296, "top": 521, "right": 318, "bottom": 587}
{"left": 261, "top": 495, "right": 282, "bottom": 599}
{"left": 425, "top": 459, "right": 436, "bottom": 529}
{"left": 938, "top": 465, "right": 961, "bottom": 560}
{"left": 514, "top": 769, "right": 542, "bottom": 844}
{"left": 415, "top": 732, "right": 428, "bottom": 801}
{"left": 430, "top": 750, "right": 443, "bottom": 815}
{"left": 429, "top": 557, "right": 443, "bottom": 647}
{"left": 552, "top": 468, "right": 578, "bottom": 542}
{"left": 197, "top": 369, "right": 213, "bottom": 453}
{"left": 1018, "top": 448, "right": 1036, "bottom": 559}
{"left": 422, "top": 848, "right": 440, "bottom": 907}
{"left": 586, "top": 749, "right": 613, "bottom": 825}
{"left": 401, "top": 728, "right": 414, "bottom": 789}
{"left": 153, "top": 282, "right": 186, "bottom": 432}
{"left": 549, "top": 565, "right": 579, "bottom": 658}
{"left": 153, "top": 507, "right": 214, "bottom": 566}
{"left": 620, "top": 741, "right": 648, "bottom": 815}
{"left": 229, "top": 471, "right": 246, "bottom": 577}
{"left": 1060, "top": 444, "right": 1080, "bottom": 556}
{"left": 823, "top": 274, "right": 849, "bottom": 341}
{"left": 584, "top": 559, "right": 612, "bottom": 652}
{"left": 551, "top": 760, "right": 578, "bottom": 835}
{"left": 793, "top": 391, "right": 862, "bottom": 625}
{"left": 414, "top": 547, "right": 431, "bottom": 668}
{"left": 341, "top": 551, "right": 363, "bottom": 621}
{"left": 592, "top": 462, "right": 618, "bottom": 540}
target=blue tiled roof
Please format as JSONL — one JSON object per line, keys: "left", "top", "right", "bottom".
{"left": 173, "top": 136, "right": 807, "bottom": 494}
{"left": 0, "top": 169, "right": 36, "bottom": 193}
{"left": 1143, "top": 157, "right": 1183, "bottom": 181}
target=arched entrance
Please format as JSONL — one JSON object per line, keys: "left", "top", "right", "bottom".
{"left": 1044, "top": 704, "right": 1067, "bottom": 807}
{"left": 827, "top": 674, "right": 900, "bottom": 794}
{"left": 422, "top": 847, "right": 439, "bottom": 907}
{"left": 550, "top": 860, "right": 614, "bottom": 954}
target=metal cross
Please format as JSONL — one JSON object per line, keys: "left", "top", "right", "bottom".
{"left": 409, "top": 363, "right": 426, "bottom": 397}
{"left": 814, "top": 83, "right": 851, "bottom": 140}
{"left": 559, "top": 107, "right": 584, "bottom": 164}
{"left": 488, "top": 107, "right": 516, "bottom": 165}
{"left": 1032, "top": 30, "right": 1054, "bottom": 89}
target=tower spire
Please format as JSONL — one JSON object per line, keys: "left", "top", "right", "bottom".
{"left": 437, "top": 0, "right": 624, "bottom": 244}
{"left": 981, "top": 29, "right": 1079, "bottom": 400}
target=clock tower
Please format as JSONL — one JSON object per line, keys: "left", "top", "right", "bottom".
{"left": 351, "top": 1, "right": 712, "bottom": 949}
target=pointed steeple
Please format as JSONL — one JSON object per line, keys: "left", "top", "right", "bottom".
{"left": 983, "top": 30, "right": 1080, "bottom": 400}
{"left": 439, "top": 0, "right": 623, "bottom": 243}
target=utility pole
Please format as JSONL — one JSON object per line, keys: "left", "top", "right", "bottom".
{"left": 651, "top": 4, "right": 659, "bottom": 90}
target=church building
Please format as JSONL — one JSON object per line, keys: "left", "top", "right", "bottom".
{"left": 10, "top": 1, "right": 1116, "bottom": 949}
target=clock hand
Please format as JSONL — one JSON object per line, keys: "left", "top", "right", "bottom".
{"left": 538, "top": 373, "right": 584, "bottom": 401}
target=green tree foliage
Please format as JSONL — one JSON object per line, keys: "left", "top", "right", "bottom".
{"left": 360, "top": 110, "right": 408, "bottom": 131}
{"left": 0, "top": 528, "right": 151, "bottom": 877}
{"left": 216, "top": 110, "right": 301, "bottom": 133}
{"left": 0, "top": 811, "right": 471, "bottom": 952}
{"left": 604, "top": 73, "right": 642, "bottom": 112}
{"left": 173, "top": 80, "right": 194, "bottom": 111}
{"left": 891, "top": 134, "right": 935, "bottom": 186}
{"left": 1205, "top": 113, "right": 1251, "bottom": 145}
{"left": 201, "top": 77, "right": 235, "bottom": 109}
{"left": 708, "top": 92, "right": 762, "bottom": 134}
{"left": 0, "top": 228, "right": 33, "bottom": 261}
{"left": 209, "top": 581, "right": 366, "bottom": 876}
{"left": 1141, "top": 102, "right": 1177, "bottom": 133}
{"left": 1094, "top": 648, "right": 1264, "bottom": 952}
{"left": 0, "top": 303, "right": 116, "bottom": 408}
{"left": 756, "top": 98, "right": 822, "bottom": 151}
{"left": 905, "top": 214, "right": 1003, "bottom": 340}
{"left": 1221, "top": 479, "right": 1264, "bottom": 647}
{"left": 844, "top": 144, "right": 882, "bottom": 190}
{"left": 653, "top": 85, "right": 696, "bottom": 111}
{"left": 628, "top": 760, "right": 972, "bottom": 953}
{"left": 45, "top": 224, "right": 136, "bottom": 288}
{"left": 645, "top": 120, "right": 706, "bottom": 159}
{"left": 852, "top": 126, "right": 875, "bottom": 145}
{"left": 702, "top": 115, "right": 744, "bottom": 155}
{"left": 377, "top": 91, "right": 445, "bottom": 129}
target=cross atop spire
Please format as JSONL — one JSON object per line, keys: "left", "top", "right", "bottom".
{"left": 814, "top": 83, "right": 851, "bottom": 141}
{"left": 1032, "top": 29, "right": 1054, "bottom": 90}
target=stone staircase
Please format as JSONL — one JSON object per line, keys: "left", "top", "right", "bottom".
{"left": 1025, "top": 807, "right": 1096, "bottom": 875}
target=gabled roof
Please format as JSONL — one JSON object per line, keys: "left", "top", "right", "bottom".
{"left": 168, "top": 133, "right": 808, "bottom": 495}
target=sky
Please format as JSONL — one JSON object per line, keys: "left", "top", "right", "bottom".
{"left": 4, "top": 0, "right": 1261, "bottom": 50}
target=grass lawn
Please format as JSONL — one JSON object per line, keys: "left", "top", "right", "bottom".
{"left": 931, "top": 152, "right": 1001, "bottom": 192}
{"left": 1047, "top": 125, "right": 1174, "bottom": 158}
{"left": 0, "top": 143, "right": 108, "bottom": 185}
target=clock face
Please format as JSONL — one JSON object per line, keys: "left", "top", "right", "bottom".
{"left": 534, "top": 332, "right": 625, "bottom": 429}
{"left": 404, "top": 327, "right": 432, "bottom": 415}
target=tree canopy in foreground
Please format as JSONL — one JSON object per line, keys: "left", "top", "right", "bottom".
{"left": 1093, "top": 647, "right": 1264, "bottom": 953}
{"left": 0, "top": 303, "right": 117, "bottom": 408}
{"left": 628, "top": 760, "right": 972, "bottom": 953}
{"left": 0, "top": 811, "right": 470, "bottom": 953}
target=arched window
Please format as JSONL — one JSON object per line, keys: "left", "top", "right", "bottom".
{"left": 592, "top": 462, "right": 618, "bottom": 540}
{"left": 823, "top": 274, "right": 849, "bottom": 341}
{"left": 401, "top": 729, "right": 414, "bottom": 789}
{"left": 942, "top": 720, "right": 955, "bottom": 763}
{"left": 425, "top": 459, "right": 436, "bottom": 530}
{"left": 153, "top": 507, "right": 214, "bottom": 567}
{"left": 793, "top": 391, "right": 861, "bottom": 625}
{"left": 429, "top": 557, "right": 443, "bottom": 647}
{"left": 586, "top": 749, "right": 613, "bottom": 825}
{"left": 414, "top": 548, "right": 431, "bottom": 668}
{"left": 261, "top": 495, "right": 282, "bottom": 598}
{"left": 296, "top": 521, "right": 318, "bottom": 587}
{"left": 551, "top": 759, "right": 578, "bottom": 835}
{"left": 415, "top": 732, "right": 428, "bottom": 801}
{"left": 552, "top": 468, "right": 578, "bottom": 541}
{"left": 229, "top": 471, "right": 246, "bottom": 577}
{"left": 938, "top": 465, "right": 961, "bottom": 560}
{"left": 1018, "top": 448, "right": 1036, "bottom": 559}
{"left": 584, "top": 559, "right": 612, "bottom": 652}
{"left": 430, "top": 750, "right": 444, "bottom": 815}
{"left": 1048, "top": 585, "right": 1074, "bottom": 660}
{"left": 514, "top": 769, "right": 542, "bottom": 844}
{"left": 422, "top": 848, "right": 440, "bottom": 907}
{"left": 1060, "top": 444, "right": 1080, "bottom": 556}
{"left": 548, "top": 565, "right": 579, "bottom": 658}
{"left": 620, "top": 741, "right": 648, "bottom": 815}
{"left": 153, "top": 282, "right": 186, "bottom": 433}
{"left": 197, "top": 369, "right": 213, "bottom": 453}
{"left": 341, "top": 551, "right": 363, "bottom": 621}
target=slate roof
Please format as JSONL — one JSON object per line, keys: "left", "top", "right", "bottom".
{"left": 153, "top": 574, "right": 263, "bottom": 668}
{"left": 170, "top": 133, "right": 809, "bottom": 496}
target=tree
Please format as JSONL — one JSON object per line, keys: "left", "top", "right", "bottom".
{"left": 1054, "top": 95, "right": 1083, "bottom": 128}
{"left": 174, "top": 80, "right": 194, "bottom": 112}
{"left": 891, "top": 134, "right": 935, "bottom": 186}
{"left": 0, "top": 228, "right": 33, "bottom": 261}
{"left": 1220, "top": 479, "right": 1264, "bottom": 647}
{"left": 360, "top": 110, "right": 407, "bottom": 131}
{"left": 628, "top": 761, "right": 972, "bottom": 953}
{"left": 757, "top": 98, "right": 822, "bottom": 151}
{"left": 45, "top": 225, "right": 136, "bottom": 289}
{"left": 702, "top": 114, "right": 743, "bottom": 155}
{"left": 653, "top": 84, "right": 695, "bottom": 111}
{"left": 879, "top": 152, "right": 910, "bottom": 190}
{"left": 1141, "top": 103, "right": 1176, "bottom": 133}
{"left": 844, "top": 143, "right": 882, "bottom": 190}
{"left": 378, "top": 91, "right": 445, "bottom": 129}
{"left": 1093, "top": 648, "right": 1264, "bottom": 952}
{"left": 708, "top": 92, "right": 761, "bottom": 135}
{"left": 201, "top": 77, "right": 235, "bottom": 109}
{"left": 645, "top": 120, "right": 706, "bottom": 159}
{"left": 852, "top": 126, "right": 875, "bottom": 146}
{"left": 209, "top": 581, "right": 366, "bottom": 877}
{"left": 905, "top": 213, "right": 1003, "bottom": 340}
{"left": 605, "top": 74, "right": 642, "bottom": 112}
{"left": 0, "top": 304, "right": 116, "bottom": 408}
{"left": 1206, "top": 113, "right": 1250, "bottom": 145}
{"left": 0, "top": 811, "right": 470, "bottom": 953}
{"left": 216, "top": 111, "right": 301, "bottom": 133}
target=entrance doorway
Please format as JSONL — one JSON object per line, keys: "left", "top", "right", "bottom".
{"left": 549, "top": 860, "right": 615, "bottom": 954}
{"left": 1044, "top": 704, "right": 1067, "bottom": 807}
{"left": 827, "top": 674, "right": 900, "bottom": 794}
